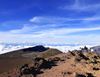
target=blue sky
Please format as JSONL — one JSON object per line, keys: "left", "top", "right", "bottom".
{"left": 0, "top": 0, "right": 100, "bottom": 45}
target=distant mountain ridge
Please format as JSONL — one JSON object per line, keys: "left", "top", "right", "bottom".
{"left": 0, "top": 43, "right": 73, "bottom": 54}
{"left": 0, "top": 45, "right": 49, "bottom": 57}
{"left": 0, "top": 45, "right": 62, "bottom": 58}
{"left": 0, "top": 42, "right": 97, "bottom": 54}
{"left": 21, "top": 45, "right": 49, "bottom": 52}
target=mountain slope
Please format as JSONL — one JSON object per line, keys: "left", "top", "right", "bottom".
{"left": 0, "top": 49, "right": 100, "bottom": 77}
{"left": 0, "top": 45, "right": 62, "bottom": 74}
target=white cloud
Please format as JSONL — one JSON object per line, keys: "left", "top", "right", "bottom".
{"left": 29, "top": 16, "right": 69, "bottom": 24}
{"left": 1, "top": 16, "right": 100, "bottom": 45}
{"left": 30, "top": 16, "right": 100, "bottom": 25}
{"left": 10, "top": 26, "right": 31, "bottom": 34}
{"left": 0, "top": 25, "right": 100, "bottom": 45}
{"left": 0, "top": 31, "right": 100, "bottom": 45}
{"left": 9, "top": 25, "right": 39, "bottom": 34}
{"left": 60, "top": 0, "right": 100, "bottom": 12}
{"left": 30, "top": 16, "right": 43, "bottom": 23}
{"left": 34, "top": 27, "right": 100, "bottom": 37}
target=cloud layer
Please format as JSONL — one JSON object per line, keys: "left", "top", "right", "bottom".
{"left": 0, "top": 0, "right": 100, "bottom": 45}
{"left": 1, "top": 16, "right": 100, "bottom": 45}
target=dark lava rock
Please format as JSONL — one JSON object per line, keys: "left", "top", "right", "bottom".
{"left": 22, "top": 45, "right": 49, "bottom": 52}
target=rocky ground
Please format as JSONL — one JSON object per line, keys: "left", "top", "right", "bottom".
{"left": 0, "top": 50, "right": 100, "bottom": 77}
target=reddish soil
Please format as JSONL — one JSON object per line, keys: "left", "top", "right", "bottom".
{"left": 0, "top": 52, "right": 100, "bottom": 77}
{"left": 0, "top": 57, "right": 32, "bottom": 74}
